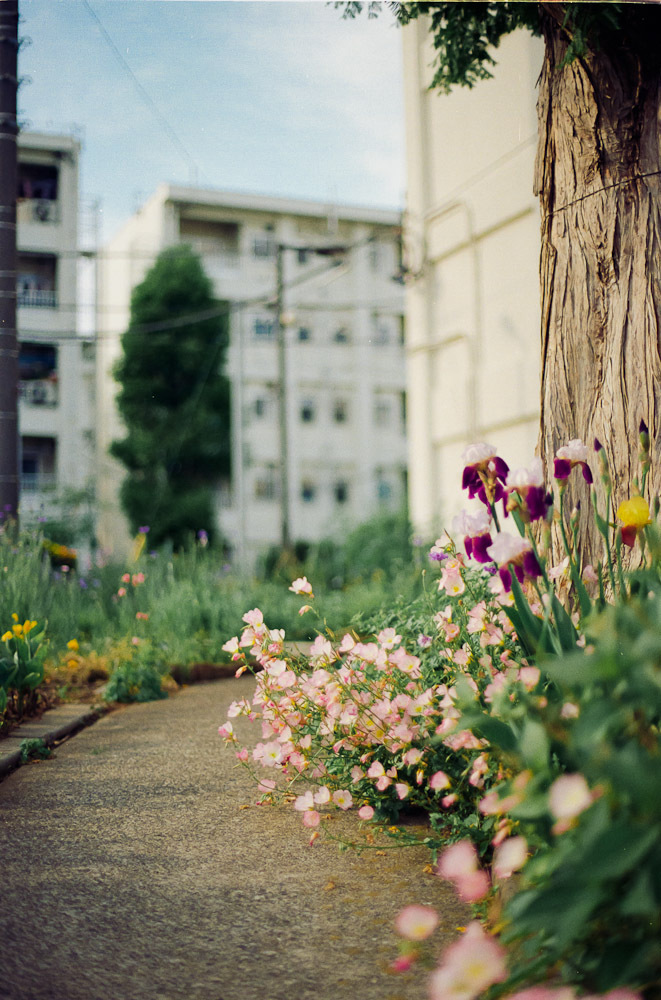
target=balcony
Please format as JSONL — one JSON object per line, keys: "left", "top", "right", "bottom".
{"left": 20, "top": 472, "right": 57, "bottom": 493}
{"left": 16, "top": 199, "right": 60, "bottom": 225}
{"left": 19, "top": 378, "right": 58, "bottom": 408}
{"left": 17, "top": 288, "right": 57, "bottom": 309}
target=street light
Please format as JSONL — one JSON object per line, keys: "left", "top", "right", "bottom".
{"left": 274, "top": 242, "right": 347, "bottom": 552}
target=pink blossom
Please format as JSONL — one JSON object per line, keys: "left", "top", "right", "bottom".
{"left": 367, "top": 760, "right": 385, "bottom": 779}
{"left": 518, "top": 666, "right": 541, "bottom": 690}
{"left": 332, "top": 789, "right": 353, "bottom": 810}
{"left": 350, "top": 765, "right": 365, "bottom": 783}
{"left": 294, "top": 790, "right": 315, "bottom": 812}
{"left": 314, "top": 786, "right": 331, "bottom": 805}
{"left": 438, "top": 841, "right": 479, "bottom": 880}
{"left": 390, "top": 954, "right": 415, "bottom": 973}
{"left": 441, "top": 793, "right": 457, "bottom": 808}
{"left": 395, "top": 783, "right": 410, "bottom": 800}
{"left": 358, "top": 805, "right": 374, "bottom": 820}
{"left": 377, "top": 627, "right": 402, "bottom": 649}
{"left": 217, "top": 721, "right": 234, "bottom": 739}
{"left": 429, "top": 921, "right": 507, "bottom": 1000}
{"left": 121, "top": 573, "right": 131, "bottom": 583}
{"left": 257, "top": 777, "right": 276, "bottom": 793}
{"left": 395, "top": 904, "right": 438, "bottom": 941}
{"left": 289, "top": 576, "right": 313, "bottom": 595}
{"left": 222, "top": 635, "right": 240, "bottom": 654}
{"left": 235, "top": 747, "right": 249, "bottom": 762}
{"left": 549, "top": 773, "right": 593, "bottom": 820}
{"left": 402, "top": 747, "right": 424, "bottom": 766}
{"left": 493, "top": 836, "right": 528, "bottom": 879}
{"left": 430, "top": 770, "right": 450, "bottom": 791}
{"left": 302, "top": 809, "right": 320, "bottom": 828}
{"left": 376, "top": 775, "right": 392, "bottom": 791}
{"left": 338, "top": 633, "right": 356, "bottom": 653}
{"left": 242, "top": 608, "right": 264, "bottom": 627}
{"left": 117, "top": 587, "right": 127, "bottom": 598}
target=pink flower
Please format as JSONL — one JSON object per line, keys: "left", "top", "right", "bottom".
{"left": 438, "top": 840, "right": 490, "bottom": 902}
{"left": 332, "top": 789, "right": 353, "bottom": 810}
{"left": 429, "top": 921, "right": 507, "bottom": 1000}
{"left": 442, "top": 794, "right": 457, "bottom": 808}
{"left": 242, "top": 608, "right": 264, "bottom": 627}
{"left": 357, "top": 805, "right": 374, "bottom": 820}
{"left": 403, "top": 747, "right": 424, "bottom": 766}
{"left": 395, "top": 904, "right": 438, "bottom": 941}
{"left": 117, "top": 587, "right": 127, "bottom": 598}
{"left": 302, "top": 810, "right": 320, "bottom": 828}
{"left": 289, "top": 576, "right": 313, "bottom": 596}
{"left": 395, "top": 783, "right": 410, "bottom": 800}
{"left": 217, "top": 722, "right": 234, "bottom": 739}
{"left": 367, "top": 760, "right": 385, "bottom": 779}
{"left": 549, "top": 773, "right": 593, "bottom": 820}
{"left": 135, "top": 611, "right": 149, "bottom": 621}
{"left": 430, "top": 770, "right": 450, "bottom": 791}
{"left": 493, "top": 836, "right": 528, "bottom": 879}
{"left": 438, "top": 841, "right": 479, "bottom": 880}
{"left": 314, "top": 786, "right": 331, "bottom": 805}
{"left": 121, "top": 573, "right": 130, "bottom": 583}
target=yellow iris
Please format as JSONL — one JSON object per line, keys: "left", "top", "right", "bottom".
{"left": 616, "top": 496, "right": 652, "bottom": 528}
{"left": 12, "top": 623, "right": 23, "bottom": 637}
{"left": 1, "top": 630, "right": 12, "bottom": 642}
{"left": 67, "top": 638, "right": 79, "bottom": 651}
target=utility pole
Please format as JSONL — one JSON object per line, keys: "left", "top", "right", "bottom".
{"left": 0, "top": 1, "right": 18, "bottom": 519}
{"left": 274, "top": 243, "right": 290, "bottom": 552}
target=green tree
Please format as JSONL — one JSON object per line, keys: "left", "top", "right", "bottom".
{"left": 110, "top": 245, "right": 230, "bottom": 550}
{"left": 344, "top": 1, "right": 661, "bottom": 562}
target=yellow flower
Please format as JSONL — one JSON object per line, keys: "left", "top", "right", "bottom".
{"left": 23, "top": 620, "right": 37, "bottom": 634}
{"left": 617, "top": 496, "right": 652, "bottom": 528}
{"left": 11, "top": 613, "right": 18, "bottom": 622}
{"left": 67, "top": 638, "right": 79, "bottom": 651}
{"left": 12, "top": 623, "right": 23, "bottom": 637}
{"left": 67, "top": 658, "right": 78, "bottom": 670}
{"left": 1, "top": 630, "right": 12, "bottom": 642}
{"left": 617, "top": 496, "right": 652, "bottom": 548}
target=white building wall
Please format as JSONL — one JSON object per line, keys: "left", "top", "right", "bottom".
{"left": 17, "top": 133, "right": 95, "bottom": 540}
{"left": 97, "top": 187, "right": 406, "bottom": 565}
{"left": 402, "top": 23, "right": 544, "bottom": 538}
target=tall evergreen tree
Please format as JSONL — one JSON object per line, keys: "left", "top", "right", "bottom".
{"left": 111, "top": 245, "right": 230, "bottom": 549}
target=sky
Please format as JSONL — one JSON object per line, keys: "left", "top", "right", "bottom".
{"left": 18, "top": 0, "right": 406, "bottom": 244}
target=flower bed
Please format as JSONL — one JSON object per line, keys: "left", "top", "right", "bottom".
{"left": 219, "top": 428, "right": 661, "bottom": 1000}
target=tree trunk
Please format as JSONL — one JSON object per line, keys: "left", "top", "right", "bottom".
{"left": 534, "top": 9, "right": 661, "bottom": 567}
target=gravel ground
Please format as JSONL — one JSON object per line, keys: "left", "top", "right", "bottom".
{"left": 0, "top": 678, "right": 467, "bottom": 1000}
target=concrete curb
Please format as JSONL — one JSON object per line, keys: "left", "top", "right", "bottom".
{"left": 0, "top": 701, "right": 109, "bottom": 781}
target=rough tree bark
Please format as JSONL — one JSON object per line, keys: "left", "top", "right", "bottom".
{"left": 535, "top": 6, "right": 661, "bottom": 566}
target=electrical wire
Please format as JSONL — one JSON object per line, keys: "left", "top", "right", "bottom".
{"left": 81, "top": 0, "right": 208, "bottom": 187}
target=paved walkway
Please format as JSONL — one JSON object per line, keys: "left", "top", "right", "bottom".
{"left": 0, "top": 678, "right": 467, "bottom": 1000}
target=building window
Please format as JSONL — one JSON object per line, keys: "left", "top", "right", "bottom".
{"left": 301, "top": 481, "right": 316, "bottom": 503}
{"left": 254, "top": 397, "right": 267, "bottom": 418}
{"left": 21, "top": 435, "right": 56, "bottom": 491}
{"left": 368, "top": 244, "right": 381, "bottom": 272}
{"left": 17, "top": 253, "right": 57, "bottom": 308}
{"left": 334, "top": 481, "right": 349, "bottom": 504}
{"left": 300, "top": 399, "right": 315, "bottom": 423}
{"left": 254, "top": 469, "right": 278, "bottom": 501}
{"left": 376, "top": 474, "right": 392, "bottom": 503}
{"left": 254, "top": 318, "right": 275, "bottom": 340}
{"left": 253, "top": 233, "right": 276, "bottom": 259}
{"left": 297, "top": 248, "right": 309, "bottom": 266}
{"left": 17, "top": 163, "right": 58, "bottom": 202}
{"left": 333, "top": 326, "right": 350, "bottom": 344}
{"left": 374, "top": 398, "right": 391, "bottom": 426}
{"left": 298, "top": 326, "right": 311, "bottom": 342}
{"left": 371, "top": 313, "right": 390, "bottom": 345}
{"left": 400, "top": 391, "right": 407, "bottom": 431}
{"left": 333, "top": 399, "right": 349, "bottom": 424}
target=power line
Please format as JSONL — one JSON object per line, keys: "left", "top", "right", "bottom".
{"left": 81, "top": 0, "right": 207, "bottom": 187}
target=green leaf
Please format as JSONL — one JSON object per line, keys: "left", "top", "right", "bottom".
{"left": 519, "top": 718, "right": 550, "bottom": 770}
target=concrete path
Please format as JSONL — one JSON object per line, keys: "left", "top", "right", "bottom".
{"left": 0, "top": 679, "right": 467, "bottom": 1000}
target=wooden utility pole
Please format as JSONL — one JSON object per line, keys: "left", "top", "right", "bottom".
{"left": 0, "top": 1, "right": 19, "bottom": 518}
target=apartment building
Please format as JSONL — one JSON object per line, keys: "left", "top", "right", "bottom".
{"left": 97, "top": 185, "right": 406, "bottom": 564}
{"left": 402, "top": 23, "right": 544, "bottom": 537}
{"left": 17, "top": 132, "right": 95, "bottom": 532}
